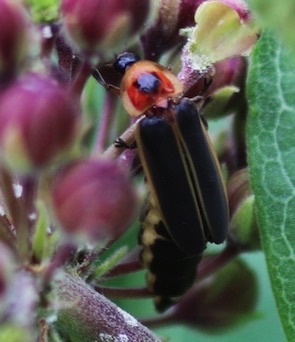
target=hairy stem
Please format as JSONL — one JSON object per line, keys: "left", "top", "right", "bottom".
{"left": 54, "top": 272, "right": 161, "bottom": 342}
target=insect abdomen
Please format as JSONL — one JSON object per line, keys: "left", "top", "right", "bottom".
{"left": 139, "top": 195, "right": 201, "bottom": 312}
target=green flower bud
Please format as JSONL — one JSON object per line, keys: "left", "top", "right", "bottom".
{"left": 228, "top": 168, "right": 261, "bottom": 250}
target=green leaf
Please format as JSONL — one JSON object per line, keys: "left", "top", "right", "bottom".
{"left": 247, "top": 31, "right": 295, "bottom": 341}
{"left": 248, "top": 0, "right": 295, "bottom": 59}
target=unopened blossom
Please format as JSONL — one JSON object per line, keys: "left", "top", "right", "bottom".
{"left": 61, "top": 0, "right": 150, "bottom": 55}
{"left": 0, "top": 0, "right": 29, "bottom": 81}
{"left": 0, "top": 73, "right": 78, "bottom": 173}
{"left": 51, "top": 159, "right": 138, "bottom": 242}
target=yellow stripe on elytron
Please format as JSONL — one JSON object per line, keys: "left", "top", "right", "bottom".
{"left": 173, "top": 117, "right": 228, "bottom": 236}
{"left": 201, "top": 124, "right": 229, "bottom": 206}
{"left": 169, "top": 120, "right": 207, "bottom": 241}
{"left": 135, "top": 122, "right": 170, "bottom": 231}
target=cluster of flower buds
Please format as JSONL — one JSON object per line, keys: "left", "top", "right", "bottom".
{"left": 0, "top": 0, "right": 263, "bottom": 341}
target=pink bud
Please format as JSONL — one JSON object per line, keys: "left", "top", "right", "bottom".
{"left": 0, "top": 0, "right": 29, "bottom": 81}
{"left": 141, "top": 0, "right": 205, "bottom": 60}
{"left": 0, "top": 73, "right": 78, "bottom": 172}
{"left": 185, "top": 57, "right": 247, "bottom": 119}
{"left": 51, "top": 159, "right": 138, "bottom": 241}
{"left": 187, "top": 56, "right": 246, "bottom": 96}
{"left": 171, "top": 258, "right": 258, "bottom": 332}
{"left": 61, "top": 0, "right": 150, "bottom": 55}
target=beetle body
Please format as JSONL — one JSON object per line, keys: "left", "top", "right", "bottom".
{"left": 136, "top": 98, "right": 228, "bottom": 311}
{"left": 111, "top": 53, "right": 229, "bottom": 311}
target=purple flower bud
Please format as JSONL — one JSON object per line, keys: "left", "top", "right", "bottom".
{"left": 61, "top": 0, "right": 150, "bottom": 55}
{"left": 188, "top": 57, "right": 247, "bottom": 119}
{"left": 209, "top": 57, "right": 246, "bottom": 94}
{"left": 0, "top": 73, "right": 78, "bottom": 173}
{"left": 51, "top": 159, "right": 138, "bottom": 241}
{"left": 141, "top": 0, "right": 205, "bottom": 60}
{"left": 187, "top": 56, "right": 246, "bottom": 96}
{"left": 171, "top": 258, "right": 258, "bottom": 332}
{"left": 0, "top": 0, "right": 29, "bottom": 82}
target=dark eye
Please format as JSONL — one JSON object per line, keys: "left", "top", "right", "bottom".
{"left": 134, "top": 73, "right": 161, "bottom": 94}
{"left": 113, "top": 52, "right": 141, "bottom": 74}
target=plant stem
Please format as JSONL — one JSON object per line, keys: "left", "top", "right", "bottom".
{"left": 21, "top": 175, "right": 38, "bottom": 221}
{"left": 0, "top": 167, "right": 30, "bottom": 260}
{"left": 102, "top": 118, "right": 140, "bottom": 170}
{"left": 55, "top": 272, "right": 161, "bottom": 341}
{"left": 43, "top": 242, "right": 76, "bottom": 284}
{"left": 101, "top": 247, "right": 142, "bottom": 279}
{"left": 198, "top": 243, "right": 240, "bottom": 280}
{"left": 0, "top": 213, "right": 15, "bottom": 250}
{"left": 95, "top": 92, "right": 118, "bottom": 152}
{"left": 94, "top": 285, "right": 151, "bottom": 298}
{"left": 71, "top": 58, "right": 92, "bottom": 97}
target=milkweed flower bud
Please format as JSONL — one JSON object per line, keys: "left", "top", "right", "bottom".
{"left": 206, "top": 56, "right": 246, "bottom": 95}
{"left": 61, "top": 0, "right": 150, "bottom": 55}
{"left": 171, "top": 258, "right": 258, "bottom": 332}
{"left": 227, "top": 168, "right": 260, "bottom": 250}
{"left": 0, "top": 0, "right": 29, "bottom": 81}
{"left": 206, "top": 56, "right": 247, "bottom": 114}
{"left": 0, "top": 73, "right": 78, "bottom": 173}
{"left": 141, "top": 0, "right": 205, "bottom": 60}
{"left": 51, "top": 159, "right": 138, "bottom": 242}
